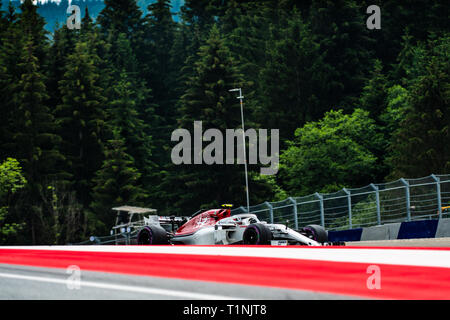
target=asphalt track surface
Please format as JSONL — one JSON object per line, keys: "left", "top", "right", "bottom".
{"left": 0, "top": 264, "right": 352, "bottom": 300}
{"left": 1, "top": 244, "right": 450, "bottom": 300}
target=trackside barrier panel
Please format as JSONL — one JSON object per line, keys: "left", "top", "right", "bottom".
{"left": 397, "top": 220, "right": 439, "bottom": 239}
{"left": 328, "top": 228, "right": 363, "bottom": 242}
{"left": 329, "top": 218, "right": 445, "bottom": 242}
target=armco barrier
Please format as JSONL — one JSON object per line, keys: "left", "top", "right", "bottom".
{"left": 328, "top": 218, "right": 450, "bottom": 242}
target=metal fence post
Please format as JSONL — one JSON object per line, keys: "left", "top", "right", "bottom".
{"left": 265, "top": 201, "right": 274, "bottom": 224}
{"left": 400, "top": 178, "right": 411, "bottom": 222}
{"left": 370, "top": 184, "right": 381, "bottom": 225}
{"left": 431, "top": 174, "right": 442, "bottom": 219}
{"left": 288, "top": 197, "right": 298, "bottom": 230}
{"left": 315, "top": 192, "right": 325, "bottom": 227}
{"left": 343, "top": 188, "right": 352, "bottom": 229}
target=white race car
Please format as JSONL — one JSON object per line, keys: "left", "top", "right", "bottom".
{"left": 137, "top": 206, "right": 334, "bottom": 246}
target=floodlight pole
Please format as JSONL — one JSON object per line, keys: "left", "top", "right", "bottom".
{"left": 229, "top": 88, "right": 250, "bottom": 213}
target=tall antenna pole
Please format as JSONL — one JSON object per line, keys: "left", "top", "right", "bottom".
{"left": 229, "top": 88, "right": 250, "bottom": 213}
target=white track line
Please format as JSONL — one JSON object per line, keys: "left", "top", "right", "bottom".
{"left": 0, "top": 272, "right": 243, "bottom": 300}
{"left": 3, "top": 245, "right": 450, "bottom": 269}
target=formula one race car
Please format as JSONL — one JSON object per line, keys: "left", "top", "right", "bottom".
{"left": 136, "top": 205, "right": 334, "bottom": 246}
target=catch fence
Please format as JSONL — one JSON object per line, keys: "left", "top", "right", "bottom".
{"left": 231, "top": 174, "right": 450, "bottom": 231}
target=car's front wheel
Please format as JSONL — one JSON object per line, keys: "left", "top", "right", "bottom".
{"left": 243, "top": 223, "right": 272, "bottom": 245}
{"left": 137, "top": 225, "right": 169, "bottom": 245}
{"left": 302, "top": 224, "right": 328, "bottom": 243}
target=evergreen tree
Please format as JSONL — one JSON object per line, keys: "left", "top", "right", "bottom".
{"left": 0, "top": 0, "right": 7, "bottom": 38}
{"left": 143, "top": 0, "right": 177, "bottom": 117}
{"left": 107, "top": 69, "right": 154, "bottom": 191}
{"left": 162, "top": 24, "right": 250, "bottom": 214}
{"left": 108, "top": 32, "right": 139, "bottom": 79}
{"left": 97, "top": 0, "right": 144, "bottom": 38}
{"left": 391, "top": 30, "right": 424, "bottom": 86}
{"left": 56, "top": 41, "right": 107, "bottom": 208}
{"left": 0, "top": 6, "right": 18, "bottom": 160}
{"left": 222, "top": 1, "right": 268, "bottom": 87}
{"left": 387, "top": 35, "right": 450, "bottom": 178}
{"left": 8, "top": 37, "right": 63, "bottom": 244}
{"left": 180, "top": 0, "right": 220, "bottom": 31}
{"left": 360, "top": 59, "right": 389, "bottom": 120}
{"left": 309, "top": 0, "right": 374, "bottom": 109}
{"left": 5, "top": 1, "right": 17, "bottom": 25}
{"left": 90, "top": 130, "right": 147, "bottom": 235}
{"left": 141, "top": 0, "right": 180, "bottom": 190}
{"left": 47, "top": 24, "right": 78, "bottom": 115}
{"left": 97, "top": 0, "right": 145, "bottom": 62}
{"left": 81, "top": 6, "right": 93, "bottom": 31}
{"left": 256, "top": 9, "right": 327, "bottom": 144}
{"left": 17, "top": 0, "right": 49, "bottom": 64}
{"left": 359, "top": 60, "right": 390, "bottom": 180}
{"left": 176, "top": 0, "right": 227, "bottom": 104}
{"left": 380, "top": 85, "right": 410, "bottom": 137}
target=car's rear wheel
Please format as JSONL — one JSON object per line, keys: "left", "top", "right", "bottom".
{"left": 243, "top": 223, "right": 272, "bottom": 245}
{"left": 303, "top": 224, "right": 328, "bottom": 243}
{"left": 137, "top": 225, "right": 169, "bottom": 245}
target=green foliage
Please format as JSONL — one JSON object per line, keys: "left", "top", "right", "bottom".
{"left": 278, "top": 109, "right": 384, "bottom": 195}
{"left": 360, "top": 60, "right": 389, "bottom": 120}
{"left": 0, "top": 158, "right": 27, "bottom": 197}
{"left": 0, "top": 158, "right": 26, "bottom": 243}
{"left": 328, "top": 194, "right": 378, "bottom": 230}
{"left": 380, "top": 85, "right": 410, "bottom": 135}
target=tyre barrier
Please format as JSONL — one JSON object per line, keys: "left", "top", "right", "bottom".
{"left": 328, "top": 218, "right": 450, "bottom": 242}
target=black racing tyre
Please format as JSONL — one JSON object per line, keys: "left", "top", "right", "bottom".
{"left": 137, "top": 225, "right": 169, "bottom": 245}
{"left": 303, "top": 224, "right": 328, "bottom": 243}
{"left": 243, "top": 223, "right": 272, "bottom": 245}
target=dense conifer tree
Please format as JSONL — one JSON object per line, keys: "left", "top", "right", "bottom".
{"left": 8, "top": 37, "right": 63, "bottom": 244}
{"left": 90, "top": 130, "right": 148, "bottom": 234}
{"left": 309, "top": 0, "right": 374, "bottom": 109}
{"left": 256, "top": 10, "right": 327, "bottom": 144}
{"left": 56, "top": 41, "right": 107, "bottom": 207}
{"left": 162, "top": 24, "right": 248, "bottom": 214}
{"left": 388, "top": 36, "right": 450, "bottom": 177}
{"left": 360, "top": 59, "right": 389, "bottom": 120}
